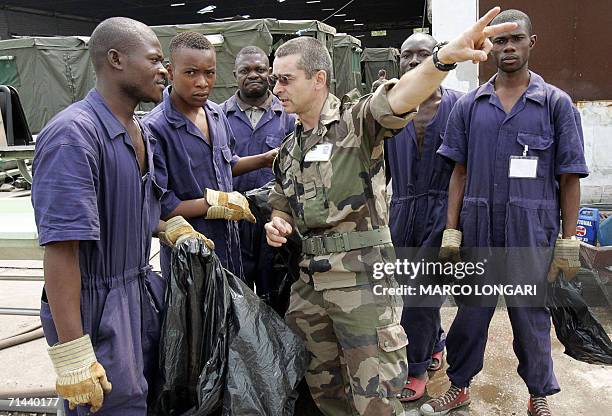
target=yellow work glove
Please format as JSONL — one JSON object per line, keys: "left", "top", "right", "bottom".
{"left": 48, "top": 335, "right": 111, "bottom": 413}
{"left": 159, "top": 216, "right": 215, "bottom": 249}
{"left": 205, "top": 189, "right": 256, "bottom": 223}
{"left": 547, "top": 237, "right": 581, "bottom": 282}
{"left": 439, "top": 229, "right": 462, "bottom": 262}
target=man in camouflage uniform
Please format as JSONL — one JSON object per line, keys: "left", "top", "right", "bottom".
{"left": 265, "top": 8, "right": 517, "bottom": 416}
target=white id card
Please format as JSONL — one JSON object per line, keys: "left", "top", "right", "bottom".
{"left": 304, "top": 143, "right": 333, "bottom": 162}
{"left": 509, "top": 156, "right": 538, "bottom": 178}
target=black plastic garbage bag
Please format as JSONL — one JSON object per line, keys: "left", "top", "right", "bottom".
{"left": 547, "top": 276, "right": 612, "bottom": 365}
{"left": 157, "top": 238, "right": 308, "bottom": 415}
{"left": 244, "top": 182, "right": 301, "bottom": 315}
{"left": 223, "top": 271, "right": 307, "bottom": 415}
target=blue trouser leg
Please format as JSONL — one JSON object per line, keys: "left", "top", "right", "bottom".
{"left": 401, "top": 306, "right": 444, "bottom": 376}
{"left": 445, "top": 301, "right": 496, "bottom": 388}
{"left": 507, "top": 307, "right": 560, "bottom": 396}
{"left": 433, "top": 326, "right": 446, "bottom": 354}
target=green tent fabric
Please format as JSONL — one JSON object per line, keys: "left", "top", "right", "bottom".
{"left": 0, "top": 36, "right": 95, "bottom": 133}
{"left": 361, "top": 47, "right": 400, "bottom": 92}
{"left": 150, "top": 19, "right": 336, "bottom": 104}
{"left": 333, "top": 34, "right": 363, "bottom": 98}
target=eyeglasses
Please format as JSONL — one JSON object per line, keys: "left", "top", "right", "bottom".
{"left": 269, "top": 74, "right": 295, "bottom": 86}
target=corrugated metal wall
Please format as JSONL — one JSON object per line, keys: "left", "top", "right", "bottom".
{"left": 479, "top": 0, "right": 611, "bottom": 101}
{"left": 0, "top": 9, "right": 97, "bottom": 40}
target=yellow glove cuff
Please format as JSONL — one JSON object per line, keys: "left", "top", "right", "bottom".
{"left": 48, "top": 335, "right": 96, "bottom": 374}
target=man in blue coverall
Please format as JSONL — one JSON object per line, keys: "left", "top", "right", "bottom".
{"left": 384, "top": 33, "right": 463, "bottom": 402}
{"left": 33, "top": 17, "right": 175, "bottom": 415}
{"left": 221, "top": 46, "right": 296, "bottom": 302}
{"left": 144, "top": 32, "right": 277, "bottom": 281}
{"left": 420, "top": 10, "right": 588, "bottom": 416}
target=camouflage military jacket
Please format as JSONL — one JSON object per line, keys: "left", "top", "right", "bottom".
{"left": 269, "top": 81, "right": 415, "bottom": 290}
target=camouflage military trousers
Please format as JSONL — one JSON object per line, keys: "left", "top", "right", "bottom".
{"left": 286, "top": 273, "right": 408, "bottom": 416}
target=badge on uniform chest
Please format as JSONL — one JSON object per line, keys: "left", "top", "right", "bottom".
{"left": 304, "top": 143, "right": 333, "bottom": 162}
{"left": 509, "top": 145, "right": 538, "bottom": 178}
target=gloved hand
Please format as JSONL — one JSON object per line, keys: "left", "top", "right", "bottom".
{"left": 547, "top": 237, "right": 581, "bottom": 282}
{"left": 205, "top": 189, "right": 256, "bottom": 223}
{"left": 439, "top": 229, "right": 462, "bottom": 262}
{"left": 48, "top": 335, "right": 112, "bottom": 412}
{"left": 159, "top": 216, "right": 215, "bottom": 249}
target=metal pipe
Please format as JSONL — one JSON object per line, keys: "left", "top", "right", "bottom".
{"left": 0, "top": 322, "right": 41, "bottom": 340}
{"left": 0, "top": 327, "right": 44, "bottom": 350}
{"left": 0, "top": 274, "right": 44, "bottom": 281}
{"left": 0, "top": 307, "right": 39, "bottom": 316}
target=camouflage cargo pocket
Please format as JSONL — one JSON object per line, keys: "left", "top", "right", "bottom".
{"left": 376, "top": 322, "right": 408, "bottom": 398}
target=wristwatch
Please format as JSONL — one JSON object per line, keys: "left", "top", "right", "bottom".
{"left": 432, "top": 42, "right": 457, "bottom": 72}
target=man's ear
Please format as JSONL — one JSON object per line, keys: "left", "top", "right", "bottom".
{"left": 314, "top": 69, "right": 327, "bottom": 90}
{"left": 107, "top": 49, "right": 122, "bottom": 70}
{"left": 166, "top": 63, "right": 175, "bottom": 82}
{"left": 529, "top": 34, "right": 537, "bottom": 49}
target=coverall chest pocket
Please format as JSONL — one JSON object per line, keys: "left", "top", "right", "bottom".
{"left": 265, "top": 135, "right": 281, "bottom": 149}
{"left": 510, "top": 132, "right": 554, "bottom": 200}
{"left": 300, "top": 160, "right": 330, "bottom": 229}
{"left": 515, "top": 132, "right": 553, "bottom": 178}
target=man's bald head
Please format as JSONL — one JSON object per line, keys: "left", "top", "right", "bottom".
{"left": 399, "top": 33, "right": 438, "bottom": 74}
{"left": 401, "top": 33, "right": 437, "bottom": 53}
{"left": 89, "top": 17, "right": 157, "bottom": 72}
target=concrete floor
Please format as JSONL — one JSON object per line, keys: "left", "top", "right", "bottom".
{"left": 0, "top": 255, "right": 611, "bottom": 415}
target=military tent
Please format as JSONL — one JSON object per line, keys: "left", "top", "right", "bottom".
{"left": 0, "top": 36, "right": 95, "bottom": 133}
{"left": 361, "top": 47, "right": 400, "bottom": 92}
{"left": 333, "top": 34, "right": 363, "bottom": 97}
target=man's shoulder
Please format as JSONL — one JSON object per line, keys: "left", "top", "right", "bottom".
{"left": 142, "top": 103, "right": 166, "bottom": 126}
{"left": 35, "top": 100, "right": 100, "bottom": 151}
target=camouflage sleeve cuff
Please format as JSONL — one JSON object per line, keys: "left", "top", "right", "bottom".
{"left": 369, "top": 78, "right": 417, "bottom": 130}
{"left": 268, "top": 182, "right": 292, "bottom": 218}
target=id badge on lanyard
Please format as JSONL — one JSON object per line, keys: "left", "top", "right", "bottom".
{"left": 509, "top": 145, "right": 538, "bottom": 179}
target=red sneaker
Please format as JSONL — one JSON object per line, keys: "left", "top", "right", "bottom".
{"left": 528, "top": 396, "right": 552, "bottom": 416}
{"left": 419, "top": 385, "right": 470, "bottom": 415}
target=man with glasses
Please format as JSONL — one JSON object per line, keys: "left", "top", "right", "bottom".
{"left": 264, "top": 7, "right": 518, "bottom": 416}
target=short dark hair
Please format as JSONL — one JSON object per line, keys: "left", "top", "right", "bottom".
{"left": 275, "top": 37, "right": 333, "bottom": 88}
{"left": 491, "top": 9, "right": 533, "bottom": 35}
{"left": 235, "top": 46, "right": 269, "bottom": 68}
{"left": 89, "top": 17, "right": 153, "bottom": 71}
{"left": 169, "top": 31, "right": 214, "bottom": 62}
{"left": 378, "top": 69, "right": 387, "bottom": 77}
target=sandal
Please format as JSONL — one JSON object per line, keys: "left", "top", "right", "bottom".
{"left": 428, "top": 350, "right": 444, "bottom": 371}
{"left": 399, "top": 375, "right": 428, "bottom": 402}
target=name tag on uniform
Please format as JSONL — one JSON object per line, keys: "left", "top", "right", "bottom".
{"left": 509, "top": 156, "right": 538, "bottom": 178}
{"left": 304, "top": 143, "right": 333, "bottom": 162}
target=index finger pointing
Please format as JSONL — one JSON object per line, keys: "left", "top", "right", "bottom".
{"left": 483, "top": 21, "right": 518, "bottom": 38}
{"left": 472, "top": 6, "right": 501, "bottom": 32}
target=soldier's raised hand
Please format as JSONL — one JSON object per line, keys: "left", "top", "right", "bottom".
{"left": 436, "top": 7, "right": 518, "bottom": 66}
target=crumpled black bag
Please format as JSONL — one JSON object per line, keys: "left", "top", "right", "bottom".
{"left": 157, "top": 238, "right": 308, "bottom": 415}
{"left": 244, "top": 181, "right": 301, "bottom": 315}
{"left": 547, "top": 276, "right": 612, "bottom": 365}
